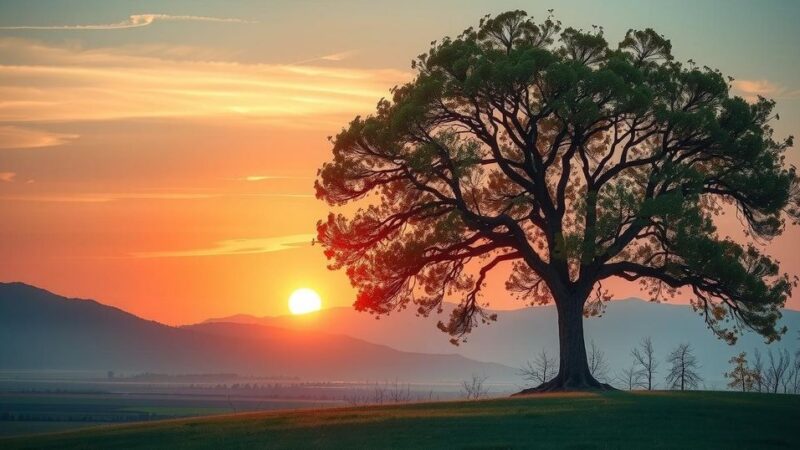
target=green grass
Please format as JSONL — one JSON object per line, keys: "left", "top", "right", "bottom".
{"left": 3, "top": 391, "right": 799, "bottom": 449}
{"left": 0, "top": 391, "right": 324, "bottom": 433}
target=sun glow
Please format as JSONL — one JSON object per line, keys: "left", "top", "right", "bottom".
{"left": 288, "top": 288, "right": 322, "bottom": 315}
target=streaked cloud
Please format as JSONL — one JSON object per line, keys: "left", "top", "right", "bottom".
{"left": 0, "top": 192, "right": 313, "bottom": 202}
{"left": 0, "top": 125, "right": 78, "bottom": 149}
{"left": 292, "top": 50, "right": 359, "bottom": 65}
{"left": 132, "top": 233, "right": 315, "bottom": 258}
{"left": 732, "top": 79, "right": 800, "bottom": 102}
{"left": 0, "top": 39, "right": 409, "bottom": 125}
{"left": 0, "top": 14, "right": 252, "bottom": 31}
{"left": 239, "top": 175, "right": 313, "bottom": 182}
{"left": 241, "top": 175, "right": 290, "bottom": 182}
{"left": 0, "top": 192, "right": 218, "bottom": 203}
{"left": 320, "top": 50, "right": 358, "bottom": 62}
{"left": 0, "top": 171, "right": 15, "bottom": 182}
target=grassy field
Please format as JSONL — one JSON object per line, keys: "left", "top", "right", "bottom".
{"left": 3, "top": 391, "right": 799, "bottom": 449}
{"left": 0, "top": 391, "right": 342, "bottom": 437}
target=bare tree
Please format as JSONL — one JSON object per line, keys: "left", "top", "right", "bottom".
{"left": 782, "top": 365, "right": 796, "bottom": 394}
{"left": 588, "top": 340, "right": 609, "bottom": 383}
{"left": 791, "top": 353, "right": 800, "bottom": 395}
{"left": 794, "top": 332, "right": 800, "bottom": 394}
{"left": 345, "top": 389, "right": 368, "bottom": 406}
{"left": 632, "top": 337, "right": 658, "bottom": 390}
{"left": 461, "top": 374, "right": 489, "bottom": 400}
{"left": 665, "top": 343, "right": 702, "bottom": 391}
{"left": 765, "top": 348, "right": 790, "bottom": 394}
{"left": 617, "top": 364, "right": 644, "bottom": 391}
{"left": 519, "top": 349, "right": 557, "bottom": 386}
{"left": 752, "top": 348, "right": 764, "bottom": 393}
{"left": 388, "top": 379, "right": 412, "bottom": 403}
{"left": 372, "top": 382, "right": 387, "bottom": 404}
{"left": 725, "top": 352, "right": 753, "bottom": 392}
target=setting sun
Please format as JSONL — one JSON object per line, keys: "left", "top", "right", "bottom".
{"left": 288, "top": 288, "right": 322, "bottom": 315}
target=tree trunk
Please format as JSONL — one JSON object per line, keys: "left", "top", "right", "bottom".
{"left": 514, "top": 294, "right": 614, "bottom": 395}
{"left": 680, "top": 367, "right": 685, "bottom": 391}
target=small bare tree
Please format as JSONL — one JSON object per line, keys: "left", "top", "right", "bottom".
{"left": 344, "top": 390, "right": 362, "bottom": 406}
{"left": 461, "top": 374, "right": 489, "bottom": 400}
{"left": 372, "top": 382, "right": 387, "bottom": 404}
{"left": 519, "top": 349, "right": 557, "bottom": 385}
{"left": 781, "top": 365, "right": 795, "bottom": 394}
{"left": 792, "top": 332, "right": 800, "bottom": 395}
{"left": 765, "top": 348, "right": 790, "bottom": 394}
{"left": 588, "top": 340, "right": 609, "bottom": 383}
{"left": 752, "top": 348, "right": 765, "bottom": 393}
{"left": 665, "top": 343, "right": 702, "bottom": 391}
{"left": 632, "top": 337, "right": 658, "bottom": 391}
{"left": 791, "top": 353, "right": 800, "bottom": 395}
{"left": 388, "top": 380, "right": 412, "bottom": 403}
{"left": 617, "top": 363, "right": 644, "bottom": 391}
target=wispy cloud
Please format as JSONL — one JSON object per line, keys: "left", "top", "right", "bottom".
{"left": 0, "top": 192, "right": 313, "bottom": 203}
{"left": 0, "top": 39, "right": 408, "bottom": 124}
{"left": 243, "top": 176, "right": 281, "bottom": 182}
{"left": 292, "top": 50, "right": 359, "bottom": 65}
{"left": 321, "top": 50, "right": 358, "bottom": 62}
{"left": 0, "top": 14, "right": 252, "bottom": 31}
{"left": 0, "top": 171, "right": 15, "bottom": 182}
{"left": 238, "top": 175, "right": 312, "bottom": 182}
{"left": 132, "top": 234, "right": 315, "bottom": 258}
{"left": 0, "top": 192, "right": 218, "bottom": 203}
{"left": 732, "top": 79, "right": 800, "bottom": 102}
{"left": 0, "top": 125, "right": 78, "bottom": 149}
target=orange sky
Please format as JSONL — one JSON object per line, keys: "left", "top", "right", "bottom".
{"left": 1, "top": 1, "right": 799, "bottom": 324}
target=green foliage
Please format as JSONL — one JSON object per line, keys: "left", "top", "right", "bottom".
{"left": 315, "top": 10, "right": 798, "bottom": 346}
{"left": 725, "top": 352, "right": 756, "bottom": 392}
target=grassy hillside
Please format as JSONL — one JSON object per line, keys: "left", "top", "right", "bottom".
{"left": 4, "top": 391, "right": 799, "bottom": 449}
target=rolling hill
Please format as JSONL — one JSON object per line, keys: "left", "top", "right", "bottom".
{"left": 0, "top": 282, "right": 517, "bottom": 382}
{"left": 207, "top": 299, "right": 800, "bottom": 388}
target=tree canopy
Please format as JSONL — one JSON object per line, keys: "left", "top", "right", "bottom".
{"left": 315, "top": 10, "right": 799, "bottom": 348}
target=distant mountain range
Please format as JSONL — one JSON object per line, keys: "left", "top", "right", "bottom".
{"left": 3, "top": 281, "right": 798, "bottom": 388}
{"left": 207, "top": 299, "right": 800, "bottom": 388}
{"left": 0, "top": 282, "right": 517, "bottom": 382}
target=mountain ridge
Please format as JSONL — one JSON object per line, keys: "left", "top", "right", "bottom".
{"left": 206, "top": 297, "right": 800, "bottom": 388}
{"left": 4, "top": 281, "right": 798, "bottom": 388}
{"left": 0, "top": 282, "right": 517, "bottom": 382}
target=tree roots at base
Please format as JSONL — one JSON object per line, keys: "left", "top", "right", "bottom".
{"left": 512, "top": 374, "right": 617, "bottom": 396}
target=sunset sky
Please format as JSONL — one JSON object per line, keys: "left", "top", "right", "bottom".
{"left": 1, "top": 0, "right": 799, "bottom": 324}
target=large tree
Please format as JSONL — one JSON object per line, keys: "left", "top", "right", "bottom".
{"left": 315, "top": 10, "right": 799, "bottom": 391}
